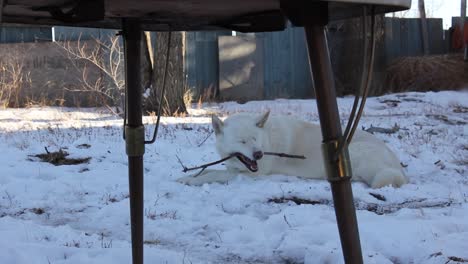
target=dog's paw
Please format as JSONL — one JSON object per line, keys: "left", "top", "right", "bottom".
{"left": 176, "top": 175, "right": 206, "bottom": 186}
{"left": 176, "top": 175, "right": 193, "bottom": 185}
{"left": 176, "top": 170, "right": 237, "bottom": 186}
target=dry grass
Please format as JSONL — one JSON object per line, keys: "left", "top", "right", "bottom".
{"left": 385, "top": 54, "right": 468, "bottom": 94}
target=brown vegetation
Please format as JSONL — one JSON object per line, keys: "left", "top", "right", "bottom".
{"left": 385, "top": 54, "right": 468, "bottom": 94}
{"left": 31, "top": 147, "right": 91, "bottom": 166}
{"left": 0, "top": 46, "right": 32, "bottom": 108}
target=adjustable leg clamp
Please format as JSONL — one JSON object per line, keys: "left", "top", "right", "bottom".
{"left": 125, "top": 125, "right": 145, "bottom": 156}
{"left": 321, "top": 139, "right": 352, "bottom": 182}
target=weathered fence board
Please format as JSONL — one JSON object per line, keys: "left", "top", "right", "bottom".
{"left": 428, "top": 19, "right": 444, "bottom": 54}
{"left": 53, "top": 26, "right": 116, "bottom": 41}
{"left": 186, "top": 17, "right": 447, "bottom": 101}
{"left": 261, "top": 30, "right": 292, "bottom": 99}
{"left": 218, "top": 36, "right": 264, "bottom": 102}
{"left": 0, "top": 25, "right": 52, "bottom": 43}
{"left": 0, "top": 16, "right": 449, "bottom": 104}
{"left": 385, "top": 17, "right": 444, "bottom": 62}
{"left": 185, "top": 31, "right": 231, "bottom": 99}
{"left": 259, "top": 26, "right": 313, "bottom": 99}
{"left": 385, "top": 18, "right": 401, "bottom": 61}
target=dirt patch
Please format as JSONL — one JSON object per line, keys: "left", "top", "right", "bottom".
{"left": 426, "top": 114, "right": 467, "bottom": 125}
{"left": 453, "top": 105, "right": 468, "bottom": 113}
{"left": 31, "top": 147, "right": 91, "bottom": 166}
{"left": 268, "top": 196, "right": 456, "bottom": 215}
{"left": 267, "top": 196, "right": 330, "bottom": 206}
{"left": 446, "top": 256, "right": 468, "bottom": 263}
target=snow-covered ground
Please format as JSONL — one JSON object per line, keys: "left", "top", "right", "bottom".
{"left": 0, "top": 91, "right": 467, "bottom": 264}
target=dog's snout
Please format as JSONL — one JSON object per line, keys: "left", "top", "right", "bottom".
{"left": 253, "top": 151, "right": 263, "bottom": 160}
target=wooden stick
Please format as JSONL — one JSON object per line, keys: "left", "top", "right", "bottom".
{"left": 264, "top": 152, "right": 306, "bottom": 159}
{"left": 178, "top": 154, "right": 236, "bottom": 173}
{"left": 178, "top": 152, "right": 306, "bottom": 174}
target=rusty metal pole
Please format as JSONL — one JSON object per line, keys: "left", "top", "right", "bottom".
{"left": 303, "top": 6, "right": 364, "bottom": 264}
{"left": 122, "top": 19, "right": 145, "bottom": 264}
{"left": 280, "top": 1, "right": 364, "bottom": 263}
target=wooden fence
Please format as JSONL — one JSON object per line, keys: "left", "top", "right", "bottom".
{"left": 186, "top": 17, "right": 449, "bottom": 101}
{"left": 0, "top": 18, "right": 454, "bottom": 105}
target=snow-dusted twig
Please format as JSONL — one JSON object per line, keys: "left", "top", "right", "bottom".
{"left": 283, "top": 215, "right": 292, "bottom": 228}
{"left": 197, "top": 131, "right": 213, "bottom": 147}
{"left": 364, "top": 123, "right": 400, "bottom": 134}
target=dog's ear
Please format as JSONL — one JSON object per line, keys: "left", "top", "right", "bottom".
{"left": 212, "top": 114, "right": 224, "bottom": 135}
{"left": 256, "top": 111, "right": 270, "bottom": 128}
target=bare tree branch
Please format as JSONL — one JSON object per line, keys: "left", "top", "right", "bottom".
{"left": 55, "top": 36, "right": 124, "bottom": 111}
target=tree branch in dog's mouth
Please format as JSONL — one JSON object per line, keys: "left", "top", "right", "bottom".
{"left": 178, "top": 152, "right": 306, "bottom": 176}
{"left": 263, "top": 152, "right": 306, "bottom": 159}
{"left": 176, "top": 153, "right": 237, "bottom": 174}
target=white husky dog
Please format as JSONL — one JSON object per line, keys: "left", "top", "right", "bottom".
{"left": 177, "top": 111, "right": 408, "bottom": 188}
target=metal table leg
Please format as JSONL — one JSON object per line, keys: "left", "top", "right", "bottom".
{"left": 280, "top": 2, "right": 364, "bottom": 263}
{"left": 303, "top": 11, "right": 364, "bottom": 264}
{"left": 122, "top": 19, "right": 145, "bottom": 264}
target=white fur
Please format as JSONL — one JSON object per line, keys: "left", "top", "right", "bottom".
{"left": 177, "top": 112, "right": 408, "bottom": 188}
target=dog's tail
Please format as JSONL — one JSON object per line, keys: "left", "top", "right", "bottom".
{"left": 371, "top": 168, "right": 408, "bottom": 188}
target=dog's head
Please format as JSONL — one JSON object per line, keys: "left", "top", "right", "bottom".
{"left": 211, "top": 111, "right": 270, "bottom": 173}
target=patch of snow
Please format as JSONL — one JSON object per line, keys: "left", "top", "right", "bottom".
{"left": 0, "top": 90, "right": 467, "bottom": 263}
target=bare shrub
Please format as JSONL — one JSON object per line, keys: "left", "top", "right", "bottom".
{"left": 56, "top": 32, "right": 190, "bottom": 116}
{"left": 56, "top": 36, "right": 125, "bottom": 113}
{"left": 0, "top": 46, "right": 32, "bottom": 108}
